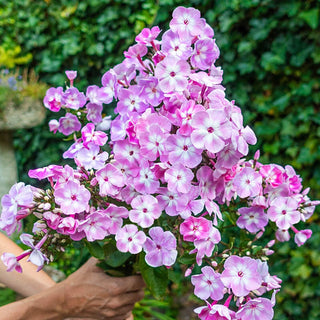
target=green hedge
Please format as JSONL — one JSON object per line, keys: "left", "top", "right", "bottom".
{"left": 1, "top": 0, "right": 320, "bottom": 319}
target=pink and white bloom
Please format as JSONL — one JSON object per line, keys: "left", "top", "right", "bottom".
{"left": 233, "top": 167, "right": 262, "bottom": 198}
{"left": 155, "top": 56, "right": 190, "bottom": 93}
{"left": 116, "top": 224, "right": 146, "bottom": 254}
{"left": 236, "top": 298, "right": 274, "bottom": 320}
{"left": 180, "top": 216, "right": 212, "bottom": 242}
{"left": 129, "top": 195, "right": 161, "bottom": 228}
{"left": 221, "top": 255, "right": 262, "bottom": 297}
{"left": 144, "top": 227, "right": 177, "bottom": 267}
{"left": 54, "top": 180, "right": 91, "bottom": 215}
{"left": 191, "top": 266, "right": 225, "bottom": 301}
{"left": 267, "top": 197, "right": 300, "bottom": 229}
{"left": 191, "top": 109, "right": 231, "bottom": 154}
{"left": 237, "top": 206, "right": 268, "bottom": 233}
{"left": 170, "top": 6, "right": 205, "bottom": 38}
{"left": 164, "top": 164, "right": 193, "bottom": 194}
{"left": 96, "top": 164, "right": 125, "bottom": 196}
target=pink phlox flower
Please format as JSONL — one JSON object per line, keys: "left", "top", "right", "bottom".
{"left": 133, "top": 161, "right": 160, "bottom": 194}
{"left": 236, "top": 298, "right": 274, "bottom": 320}
{"left": 191, "top": 266, "right": 225, "bottom": 301}
{"left": 236, "top": 206, "right": 268, "bottom": 233}
{"left": 155, "top": 55, "right": 190, "bottom": 93}
{"left": 110, "top": 114, "right": 131, "bottom": 142}
{"left": 143, "top": 227, "right": 177, "bottom": 267}
{"left": 43, "top": 211, "right": 61, "bottom": 230}
{"left": 86, "top": 103, "right": 103, "bottom": 124}
{"left": 191, "top": 38, "right": 220, "bottom": 70}
{"left": 20, "top": 234, "right": 49, "bottom": 271}
{"left": 164, "top": 163, "right": 193, "bottom": 194}
{"left": 96, "top": 115, "right": 112, "bottom": 131}
{"left": 156, "top": 187, "right": 185, "bottom": 217}
{"left": 275, "top": 228, "right": 290, "bottom": 242}
{"left": 1, "top": 252, "right": 24, "bottom": 273}
{"left": 135, "top": 26, "right": 161, "bottom": 46}
{"left": 1, "top": 182, "right": 34, "bottom": 215}
{"left": 57, "top": 216, "right": 79, "bottom": 235}
{"left": 129, "top": 195, "right": 161, "bottom": 228}
{"left": 81, "top": 123, "right": 108, "bottom": 148}
{"left": 135, "top": 110, "right": 172, "bottom": 139}
{"left": 221, "top": 255, "right": 262, "bottom": 297}
{"left": 176, "top": 186, "right": 204, "bottom": 219}
{"left": 194, "top": 303, "right": 235, "bottom": 320}
{"left": 101, "top": 70, "right": 117, "bottom": 101}
{"left": 180, "top": 216, "right": 212, "bottom": 242}
{"left": 116, "top": 224, "right": 146, "bottom": 254}
{"left": 206, "top": 89, "right": 228, "bottom": 110}
{"left": 48, "top": 119, "right": 59, "bottom": 133}
{"left": 43, "top": 87, "right": 64, "bottom": 112}
{"left": 78, "top": 210, "right": 111, "bottom": 241}
{"left": 293, "top": 228, "right": 312, "bottom": 246}
{"left": 58, "top": 113, "right": 82, "bottom": 136}
{"left": 104, "top": 205, "right": 129, "bottom": 234}
{"left": 259, "top": 164, "right": 283, "bottom": 188}
{"left": 233, "top": 167, "right": 262, "bottom": 199}
{"left": 76, "top": 143, "right": 108, "bottom": 170}
{"left": 61, "top": 87, "right": 87, "bottom": 110}
{"left": 0, "top": 183, "right": 34, "bottom": 229}
{"left": 54, "top": 165, "right": 81, "bottom": 188}
{"left": 230, "top": 112, "right": 257, "bottom": 156}
{"left": 113, "top": 139, "right": 141, "bottom": 164}
{"left": 139, "top": 124, "right": 169, "bottom": 161}
{"left": 86, "top": 85, "right": 110, "bottom": 105}
{"left": 139, "top": 77, "right": 164, "bottom": 106}
{"left": 116, "top": 86, "right": 149, "bottom": 116}
{"left": 209, "top": 65, "right": 224, "bottom": 84}
{"left": 190, "top": 224, "right": 221, "bottom": 265}
{"left": 96, "top": 164, "right": 125, "bottom": 197}
{"left": 54, "top": 180, "right": 90, "bottom": 215}
{"left": 121, "top": 186, "right": 140, "bottom": 204}
{"left": 167, "top": 134, "right": 202, "bottom": 168}
{"left": 124, "top": 44, "right": 148, "bottom": 68}
{"left": 65, "top": 70, "right": 77, "bottom": 81}
{"left": 215, "top": 145, "right": 242, "bottom": 170}
{"left": 205, "top": 200, "right": 223, "bottom": 226}
{"left": 169, "top": 6, "right": 205, "bottom": 39}
{"left": 191, "top": 109, "right": 231, "bottom": 154}
{"left": 113, "top": 159, "right": 139, "bottom": 181}
{"left": 197, "top": 166, "right": 216, "bottom": 201}
{"left": 63, "top": 140, "right": 85, "bottom": 159}
{"left": 283, "top": 165, "right": 302, "bottom": 194}
{"left": 161, "top": 30, "right": 193, "bottom": 60}
{"left": 189, "top": 71, "right": 222, "bottom": 88}
{"left": 267, "top": 196, "right": 300, "bottom": 229}
{"left": 255, "top": 260, "right": 281, "bottom": 294}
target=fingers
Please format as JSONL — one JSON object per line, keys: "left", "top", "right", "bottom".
{"left": 108, "top": 290, "right": 145, "bottom": 309}
{"left": 112, "top": 275, "right": 146, "bottom": 293}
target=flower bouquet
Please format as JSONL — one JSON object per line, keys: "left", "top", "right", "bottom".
{"left": 1, "top": 6, "right": 318, "bottom": 320}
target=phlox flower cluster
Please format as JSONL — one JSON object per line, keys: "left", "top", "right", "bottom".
{"left": 0, "top": 6, "right": 318, "bottom": 319}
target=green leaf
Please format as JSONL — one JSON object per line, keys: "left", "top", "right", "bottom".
{"left": 85, "top": 240, "right": 105, "bottom": 260}
{"left": 178, "top": 252, "right": 196, "bottom": 265}
{"left": 298, "top": 9, "right": 319, "bottom": 29}
{"left": 103, "top": 242, "right": 131, "bottom": 268}
{"left": 139, "top": 253, "right": 168, "bottom": 299}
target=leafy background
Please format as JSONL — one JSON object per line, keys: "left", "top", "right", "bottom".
{"left": 0, "top": 0, "right": 319, "bottom": 318}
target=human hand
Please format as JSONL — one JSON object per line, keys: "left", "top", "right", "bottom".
{"left": 59, "top": 257, "right": 145, "bottom": 320}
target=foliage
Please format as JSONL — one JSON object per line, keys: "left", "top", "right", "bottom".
{"left": 0, "top": 0, "right": 318, "bottom": 318}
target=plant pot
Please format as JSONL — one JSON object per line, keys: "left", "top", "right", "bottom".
{"left": 0, "top": 97, "right": 45, "bottom": 130}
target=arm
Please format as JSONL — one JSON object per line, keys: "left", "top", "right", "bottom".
{"left": 0, "top": 257, "right": 145, "bottom": 320}
{"left": 0, "top": 233, "right": 55, "bottom": 296}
